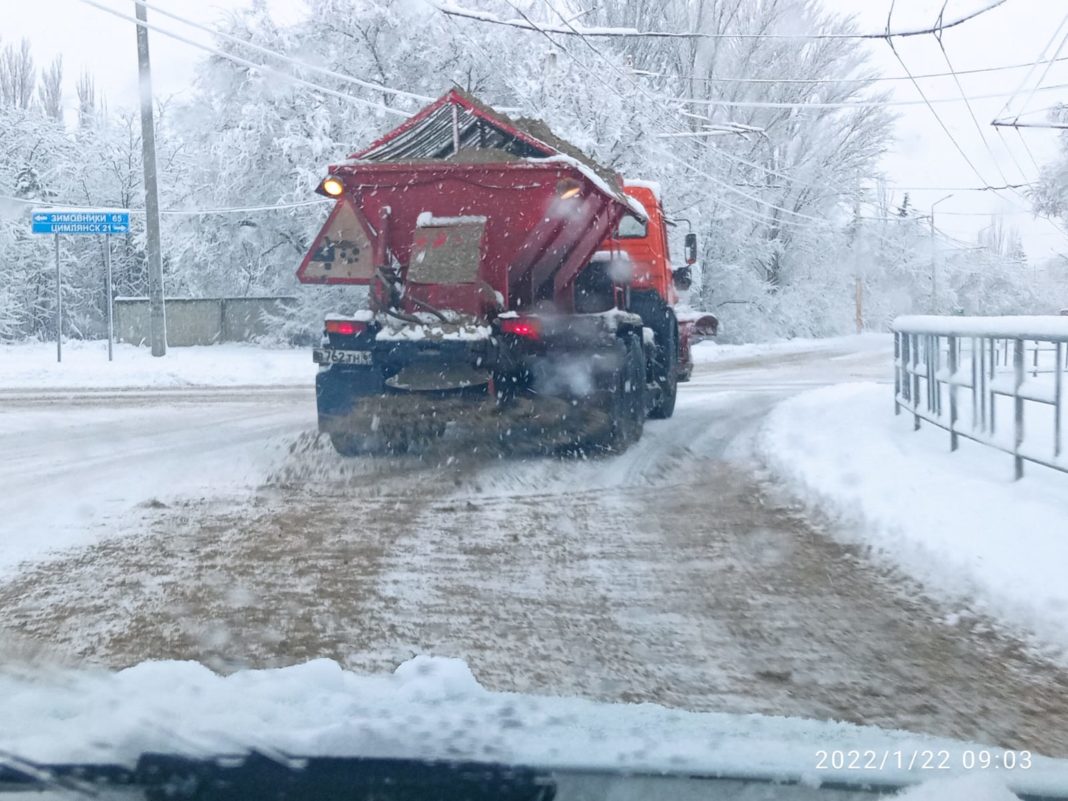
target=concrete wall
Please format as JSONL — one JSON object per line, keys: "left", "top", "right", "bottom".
{"left": 114, "top": 297, "right": 297, "bottom": 346}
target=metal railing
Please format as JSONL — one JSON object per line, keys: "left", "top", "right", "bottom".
{"left": 892, "top": 315, "right": 1068, "bottom": 479}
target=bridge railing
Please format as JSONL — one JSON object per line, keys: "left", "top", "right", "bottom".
{"left": 892, "top": 315, "right": 1068, "bottom": 480}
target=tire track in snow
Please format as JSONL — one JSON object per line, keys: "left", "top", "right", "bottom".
{"left": 6, "top": 344, "right": 1068, "bottom": 755}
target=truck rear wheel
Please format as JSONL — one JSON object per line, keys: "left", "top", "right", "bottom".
{"left": 648, "top": 323, "right": 678, "bottom": 419}
{"left": 329, "top": 432, "right": 369, "bottom": 457}
{"left": 623, "top": 334, "right": 646, "bottom": 443}
{"left": 600, "top": 334, "right": 645, "bottom": 452}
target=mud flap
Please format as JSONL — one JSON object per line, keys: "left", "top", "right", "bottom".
{"left": 316, "top": 367, "right": 385, "bottom": 433}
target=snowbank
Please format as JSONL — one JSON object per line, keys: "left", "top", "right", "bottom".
{"left": 1, "top": 655, "right": 1065, "bottom": 797}
{"left": 0, "top": 340, "right": 312, "bottom": 389}
{"left": 760, "top": 382, "right": 1068, "bottom": 658}
{"left": 692, "top": 332, "right": 890, "bottom": 364}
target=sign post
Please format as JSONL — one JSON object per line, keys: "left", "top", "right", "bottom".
{"left": 105, "top": 234, "right": 114, "bottom": 361}
{"left": 32, "top": 209, "right": 132, "bottom": 363}
{"left": 54, "top": 234, "right": 61, "bottom": 363}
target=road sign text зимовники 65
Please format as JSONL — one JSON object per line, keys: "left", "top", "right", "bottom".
{"left": 32, "top": 209, "right": 130, "bottom": 364}
{"left": 31, "top": 210, "right": 130, "bottom": 235}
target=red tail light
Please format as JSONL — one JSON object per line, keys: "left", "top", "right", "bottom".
{"left": 499, "top": 317, "right": 541, "bottom": 339}
{"left": 325, "top": 319, "right": 366, "bottom": 336}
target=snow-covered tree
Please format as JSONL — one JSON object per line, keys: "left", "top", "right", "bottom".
{"left": 0, "top": 0, "right": 1049, "bottom": 343}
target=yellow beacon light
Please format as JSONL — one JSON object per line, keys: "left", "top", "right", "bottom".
{"left": 556, "top": 178, "right": 583, "bottom": 200}
{"left": 321, "top": 176, "right": 345, "bottom": 197}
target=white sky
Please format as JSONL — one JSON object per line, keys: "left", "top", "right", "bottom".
{"left": 6, "top": 0, "right": 1068, "bottom": 259}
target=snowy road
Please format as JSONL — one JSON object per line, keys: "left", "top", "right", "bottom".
{"left": 0, "top": 386, "right": 313, "bottom": 573}
{"left": 5, "top": 341, "right": 1068, "bottom": 757}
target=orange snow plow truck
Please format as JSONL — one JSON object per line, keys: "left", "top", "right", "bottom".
{"left": 298, "top": 90, "right": 717, "bottom": 455}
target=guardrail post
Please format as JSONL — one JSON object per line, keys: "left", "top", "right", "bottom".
{"left": 927, "top": 335, "right": 936, "bottom": 414}
{"left": 895, "top": 321, "right": 1067, "bottom": 479}
{"left": 1013, "top": 338, "right": 1025, "bottom": 480}
{"left": 912, "top": 332, "right": 921, "bottom": 430}
{"left": 894, "top": 332, "right": 901, "bottom": 415}
{"left": 1056, "top": 342, "right": 1064, "bottom": 461}
{"left": 989, "top": 337, "right": 997, "bottom": 436}
{"left": 948, "top": 335, "right": 959, "bottom": 451}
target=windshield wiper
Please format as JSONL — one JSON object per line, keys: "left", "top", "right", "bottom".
{"left": 0, "top": 752, "right": 555, "bottom": 801}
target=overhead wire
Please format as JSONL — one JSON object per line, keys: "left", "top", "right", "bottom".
{"left": 667, "top": 82, "right": 1068, "bottom": 109}
{"left": 1016, "top": 128, "right": 1042, "bottom": 171}
{"left": 512, "top": 0, "right": 837, "bottom": 227}
{"left": 993, "top": 9, "right": 1068, "bottom": 122}
{"left": 994, "top": 125, "right": 1034, "bottom": 182}
{"left": 1007, "top": 23, "right": 1068, "bottom": 124}
{"left": 881, "top": 9, "right": 1059, "bottom": 248}
{"left": 471, "top": 1, "right": 814, "bottom": 232}
{"left": 435, "top": 0, "right": 1008, "bottom": 41}
{"left": 74, "top": 0, "right": 1035, "bottom": 252}
{"left": 931, "top": 10, "right": 1012, "bottom": 189}
{"left": 883, "top": 11, "right": 1014, "bottom": 212}
{"left": 123, "top": 0, "right": 434, "bottom": 104}
{"left": 1, "top": 193, "right": 330, "bottom": 215}
{"left": 76, "top": 0, "right": 412, "bottom": 118}
{"left": 443, "top": 0, "right": 1037, "bottom": 205}
{"left": 633, "top": 55, "right": 1068, "bottom": 87}
{"left": 508, "top": 0, "right": 965, "bottom": 263}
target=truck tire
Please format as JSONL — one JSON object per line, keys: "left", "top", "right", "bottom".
{"left": 330, "top": 432, "right": 369, "bottom": 457}
{"left": 648, "top": 321, "right": 678, "bottom": 420}
{"left": 602, "top": 334, "right": 645, "bottom": 452}
{"left": 623, "top": 333, "right": 646, "bottom": 443}
{"left": 629, "top": 290, "right": 678, "bottom": 420}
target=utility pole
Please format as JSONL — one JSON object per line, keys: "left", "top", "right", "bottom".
{"left": 851, "top": 185, "right": 863, "bottom": 334}
{"left": 930, "top": 193, "right": 954, "bottom": 315}
{"left": 135, "top": 0, "right": 166, "bottom": 356}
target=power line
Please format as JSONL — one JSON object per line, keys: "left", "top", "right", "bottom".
{"left": 1013, "top": 28, "right": 1068, "bottom": 124}
{"left": 1016, "top": 128, "right": 1043, "bottom": 171}
{"left": 886, "top": 38, "right": 998, "bottom": 202}
{"left": 436, "top": 0, "right": 1008, "bottom": 41}
{"left": 526, "top": 2, "right": 974, "bottom": 264}
{"left": 465, "top": 2, "right": 817, "bottom": 233}
{"left": 886, "top": 183, "right": 1033, "bottom": 191}
{"left": 879, "top": 4, "right": 1054, "bottom": 240}
{"left": 1, "top": 194, "right": 330, "bottom": 215}
{"left": 667, "top": 82, "right": 1068, "bottom": 109}
{"left": 933, "top": 31, "right": 1012, "bottom": 187}
{"left": 76, "top": 0, "right": 411, "bottom": 118}
{"left": 520, "top": 0, "right": 1040, "bottom": 246}
{"left": 992, "top": 119, "right": 1068, "bottom": 130}
{"left": 994, "top": 9, "right": 1068, "bottom": 122}
{"left": 507, "top": 0, "right": 831, "bottom": 227}
{"left": 994, "top": 118, "right": 1035, "bottom": 182}
{"left": 633, "top": 55, "right": 1068, "bottom": 87}
{"left": 124, "top": 0, "right": 434, "bottom": 104}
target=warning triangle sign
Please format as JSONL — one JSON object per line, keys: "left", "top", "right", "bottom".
{"left": 297, "top": 197, "right": 376, "bottom": 284}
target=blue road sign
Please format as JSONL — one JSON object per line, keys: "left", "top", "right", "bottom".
{"left": 31, "top": 209, "right": 130, "bottom": 235}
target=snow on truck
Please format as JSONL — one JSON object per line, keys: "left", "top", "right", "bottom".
{"left": 298, "top": 89, "right": 717, "bottom": 455}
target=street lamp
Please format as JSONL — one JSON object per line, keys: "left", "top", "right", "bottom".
{"left": 930, "top": 193, "right": 954, "bottom": 313}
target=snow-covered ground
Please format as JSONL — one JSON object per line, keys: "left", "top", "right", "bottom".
{"left": 0, "top": 654, "right": 1063, "bottom": 799}
{"left": 10, "top": 334, "right": 1068, "bottom": 770}
{"left": 0, "top": 340, "right": 311, "bottom": 389}
{"left": 0, "top": 341, "right": 317, "bottom": 574}
{"left": 761, "top": 382, "right": 1068, "bottom": 659}
{"left": 0, "top": 392, "right": 313, "bottom": 577}
{"left": 692, "top": 331, "right": 889, "bottom": 364}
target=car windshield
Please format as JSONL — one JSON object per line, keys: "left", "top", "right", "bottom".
{"left": 3, "top": 2, "right": 1068, "bottom": 800}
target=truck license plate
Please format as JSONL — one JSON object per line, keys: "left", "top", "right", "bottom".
{"left": 313, "top": 348, "right": 372, "bottom": 366}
